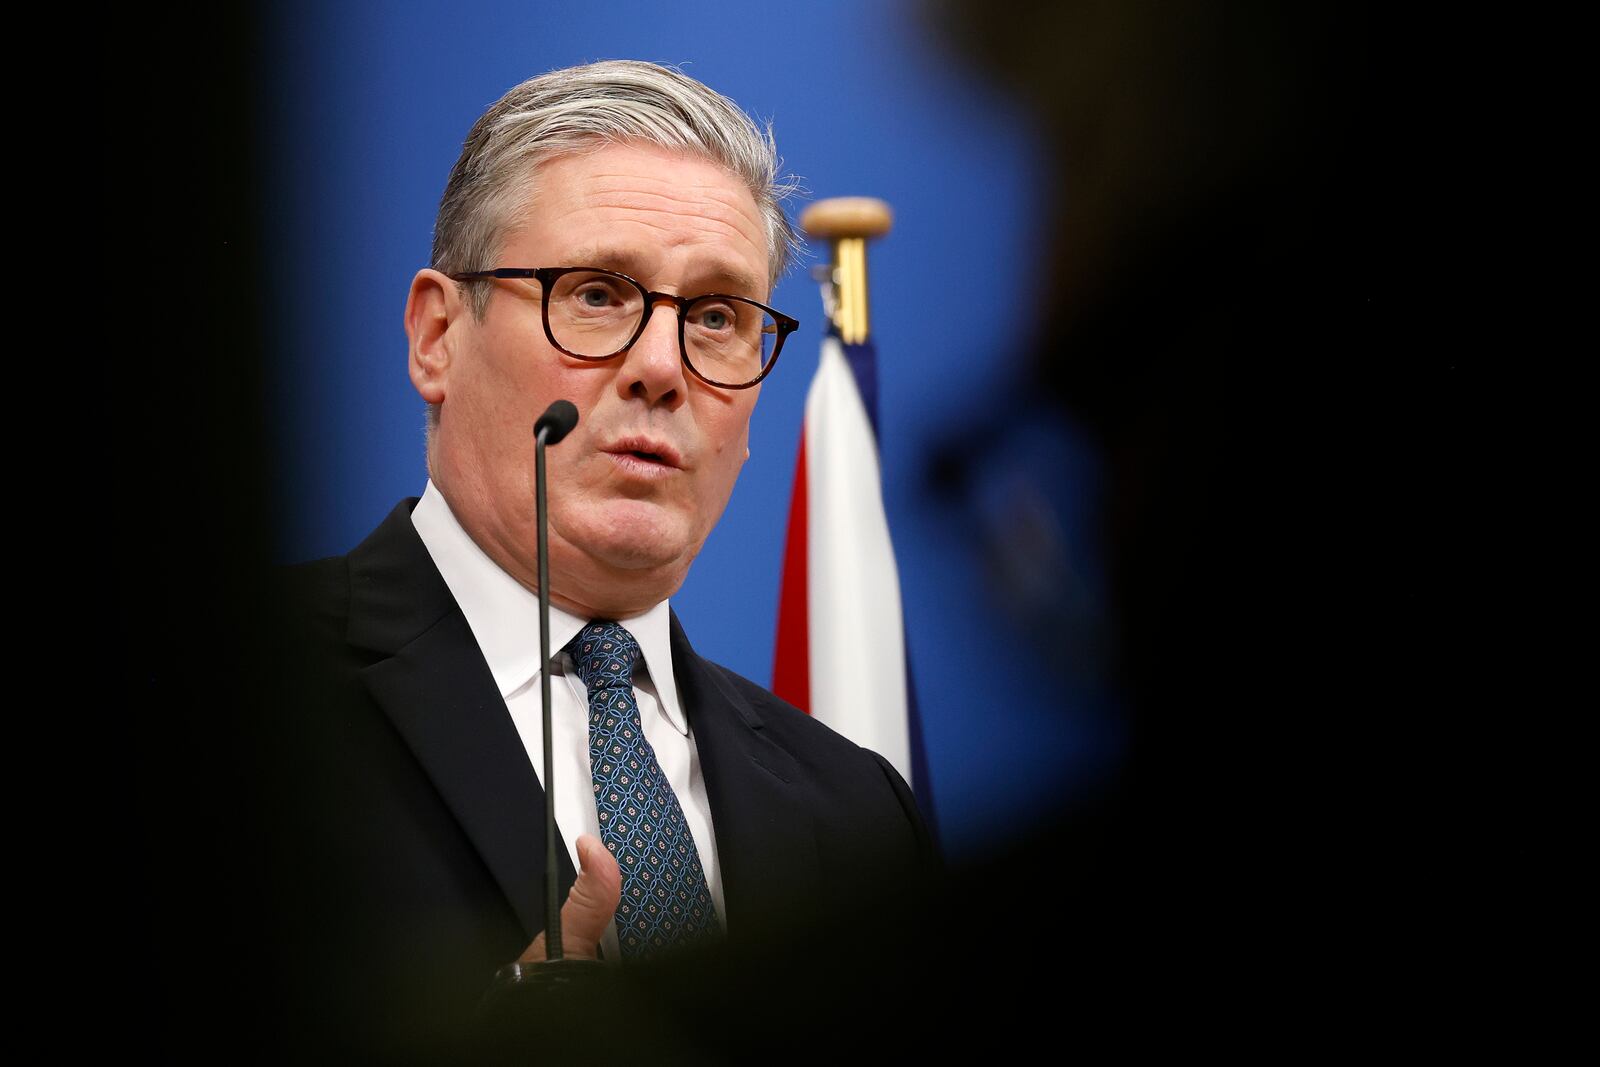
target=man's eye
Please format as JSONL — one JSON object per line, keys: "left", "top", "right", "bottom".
{"left": 697, "top": 307, "right": 732, "bottom": 330}
{"left": 578, "top": 287, "right": 614, "bottom": 308}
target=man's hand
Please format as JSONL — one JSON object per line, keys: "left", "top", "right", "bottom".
{"left": 518, "top": 834, "right": 622, "bottom": 962}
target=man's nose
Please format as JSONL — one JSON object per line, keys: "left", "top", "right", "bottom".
{"left": 619, "top": 295, "right": 688, "bottom": 408}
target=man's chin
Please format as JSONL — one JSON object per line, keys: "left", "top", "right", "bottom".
{"left": 553, "top": 546, "right": 694, "bottom": 619}
{"left": 550, "top": 511, "right": 697, "bottom": 594}
{"left": 588, "top": 537, "right": 689, "bottom": 573}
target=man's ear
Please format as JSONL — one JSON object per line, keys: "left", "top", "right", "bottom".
{"left": 406, "top": 269, "right": 463, "bottom": 405}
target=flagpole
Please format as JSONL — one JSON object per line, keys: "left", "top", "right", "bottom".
{"left": 800, "top": 197, "right": 893, "bottom": 343}
{"left": 792, "top": 196, "right": 935, "bottom": 823}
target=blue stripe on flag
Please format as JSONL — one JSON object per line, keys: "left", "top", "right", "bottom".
{"left": 835, "top": 328, "right": 881, "bottom": 440}
{"left": 838, "top": 328, "right": 937, "bottom": 833}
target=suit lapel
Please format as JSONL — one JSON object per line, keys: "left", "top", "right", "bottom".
{"left": 670, "top": 612, "right": 821, "bottom": 934}
{"left": 346, "top": 500, "right": 576, "bottom": 942}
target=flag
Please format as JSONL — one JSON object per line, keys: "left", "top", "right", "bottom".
{"left": 773, "top": 329, "right": 936, "bottom": 824}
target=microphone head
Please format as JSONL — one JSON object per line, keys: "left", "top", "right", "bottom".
{"left": 534, "top": 400, "right": 580, "bottom": 445}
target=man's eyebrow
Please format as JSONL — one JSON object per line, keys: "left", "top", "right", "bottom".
{"left": 562, "top": 245, "right": 765, "bottom": 299}
{"left": 561, "top": 245, "right": 645, "bottom": 276}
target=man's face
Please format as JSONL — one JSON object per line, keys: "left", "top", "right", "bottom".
{"left": 414, "top": 141, "right": 770, "bottom": 618}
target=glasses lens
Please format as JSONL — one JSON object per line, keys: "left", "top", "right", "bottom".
{"left": 682, "top": 295, "right": 779, "bottom": 387}
{"left": 545, "top": 270, "right": 646, "bottom": 357}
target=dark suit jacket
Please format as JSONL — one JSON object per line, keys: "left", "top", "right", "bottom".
{"left": 261, "top": 499, "right": 932, "bottom": 1057}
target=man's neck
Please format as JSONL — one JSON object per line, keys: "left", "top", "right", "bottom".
{"left": 419, "top": 477, "right": 674, "bottom": 619}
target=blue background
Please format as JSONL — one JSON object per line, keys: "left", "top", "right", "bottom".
{"left": 265, "top": 0, "right": 1116, "bottom": 857}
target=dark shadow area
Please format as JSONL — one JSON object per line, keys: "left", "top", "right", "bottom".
{"left": 915, "top": 0, "right": 1464, "bottom": 972}
{"left": 115, "top": 4, "right": 279, "bottom": 1056}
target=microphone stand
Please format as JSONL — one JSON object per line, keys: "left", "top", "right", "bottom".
{"left": 485, "top": 400, "right": 603, "bottom": 1005}
{"left": 537, "top": 412, "right": 562, "bottom": 961}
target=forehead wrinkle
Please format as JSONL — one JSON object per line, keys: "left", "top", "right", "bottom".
{"left": 586, "top": 200, "right": 758, "bottom": 247}
{"left": 584, "top": 176, "right": 758, "bottom": 218}
{"left": 582, "top": 188, "right": 763, "bottom": 243}
{"left": 578, "top": 168, "right": 761, "bottom": 220}
{"left": 584, "top": 167, "right": 748, "bottom": 200}
{"left": 519, "top": 166, "right": 753, "bottom": 226}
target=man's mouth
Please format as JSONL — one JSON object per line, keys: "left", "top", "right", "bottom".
{"left": 602, "top": 436, "right": 683, "bottom": 471}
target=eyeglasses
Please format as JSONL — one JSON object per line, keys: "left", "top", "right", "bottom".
{"left": 448, "top": 266, "right": 799, "bottom": 390}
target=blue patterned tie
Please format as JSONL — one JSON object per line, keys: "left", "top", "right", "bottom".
{"left": 566, "top": 621, "right": 719, "bottom": 959}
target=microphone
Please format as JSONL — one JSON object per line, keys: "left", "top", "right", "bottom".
{"left": 534, "top": 400, "right": 579, "bottom": 446}
{"left": 533, "top": 400, "right": 578, "bottom": 961}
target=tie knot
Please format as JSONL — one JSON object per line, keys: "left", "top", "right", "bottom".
{"left": 565, "top": 621, "right": 641, "bottom": 691}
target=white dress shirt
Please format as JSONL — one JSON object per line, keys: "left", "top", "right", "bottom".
{"left": 410, "top": 480, "right": 726, "bottom": 959}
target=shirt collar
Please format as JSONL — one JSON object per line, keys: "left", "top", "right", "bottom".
{"left": 410, "top": 480, "right": 686, "bottom": 734}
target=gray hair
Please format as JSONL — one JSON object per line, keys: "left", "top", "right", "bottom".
{"left": 436, "top": 59, "right": 799, "bottom": 307}
{"left": 423, "top": 60, "right": 802, "bottom": 438}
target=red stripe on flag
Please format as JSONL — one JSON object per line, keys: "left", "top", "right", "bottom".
{"left": 772, "top": 429, "right": 810, "bottom": 713}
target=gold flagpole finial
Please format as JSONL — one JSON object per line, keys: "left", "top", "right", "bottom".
{"left": 801, "top": 197, "right": 893, "bottom": 345}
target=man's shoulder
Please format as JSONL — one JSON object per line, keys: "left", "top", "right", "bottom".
{"left": 274, "top": 498, "right": 428, "bottom": 637}
{"left": 677, "top": 642, "right": 916, "bottom": 800}
{"left": 695, "top": 657, "right": 859, "bottom": 751}
{"left": 280, "top": 552, "right": 353, "bottom": 626}
{"left": 675, "top": 639, "right": 940, "bottom": 916}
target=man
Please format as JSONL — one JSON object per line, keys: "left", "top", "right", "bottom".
{"left": 269, "top": 60, "right": 932, "bottom": 1057}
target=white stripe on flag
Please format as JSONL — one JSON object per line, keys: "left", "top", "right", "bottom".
{"left": 803, "top": 336, "right": 912, "bottom": 784}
